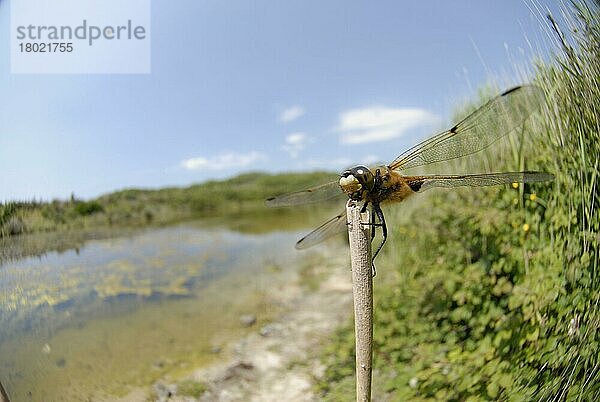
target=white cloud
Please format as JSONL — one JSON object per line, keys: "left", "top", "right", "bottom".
{"left": 336, "top": 106, "right": 439, "bottom": 145}
{"left": 279, "top": 106, "right": 305, "bottom": 123}
{"left": 181, "top": 151, "right": 266, "bottom": 171}
{"left": 282, "top": 132, "right": 312, "bottom": 158}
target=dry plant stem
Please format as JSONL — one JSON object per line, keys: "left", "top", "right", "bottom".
{"left": 347, "top": 200, "right": 373, "bottom": 402}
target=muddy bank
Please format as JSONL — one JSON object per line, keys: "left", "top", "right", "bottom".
{"left": 151, "top": 252, "right": 353, "bottom": 402}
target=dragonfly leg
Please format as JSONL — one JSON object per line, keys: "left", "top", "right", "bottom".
{"left": 370, "top": 206, "right": 377, "bottom": 241}
{"left": 359, "top": 201, "right": 379, "bottom": 241}
{"left": 353, "top": 200, "right": 382, "bottom": 276}
{"left": 360, "top": 203, "right": 386, "bottom": 277}
{"left": 370, "top": 205, "right": 379, "bottom": 277}
{"left": 360, "top": 205, "right": 382, "bottom": 234}
{"left": 372, "top": 203, "right": 387, "bottom": 262}
{"left": 360, "top": 200, "right": 369, "bottom": 213}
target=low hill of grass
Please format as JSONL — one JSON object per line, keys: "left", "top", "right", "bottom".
{"left": 319, "top": 2, "right": 598, "bottom": 401}
{"left": 0, "top": 171, "right": 336, "bottom": 238}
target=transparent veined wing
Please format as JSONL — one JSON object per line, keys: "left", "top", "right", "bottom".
{"left": 265, "top": 180, "right": 344, "bottom": 207}
{"left": 295, "top": 211, "right": 348, "bottom": 249}
{"left": 389, "top": 85, "right": 544, "bottom": 171}
{"left": 405, "top": 171, "right": 554, "bottom": 192}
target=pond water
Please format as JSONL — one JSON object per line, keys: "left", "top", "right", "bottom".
{"left": 0, "top": 221, "right": 336, "bottom": 401}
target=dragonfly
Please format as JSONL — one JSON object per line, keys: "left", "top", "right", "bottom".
{"left": 266, "top": 85, "right": 554, "bottom": 263}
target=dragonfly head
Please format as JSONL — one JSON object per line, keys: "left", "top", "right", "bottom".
{"left": 339, "top": 165, "right": 374, "bottom": 201}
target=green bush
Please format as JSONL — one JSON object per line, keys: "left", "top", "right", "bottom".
{"left": 74, "top": 201, "right": 104, "bottom": 216}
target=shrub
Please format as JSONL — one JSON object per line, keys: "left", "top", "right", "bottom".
{"left": 74, "top": 201, "right": 104, "bottom": 216}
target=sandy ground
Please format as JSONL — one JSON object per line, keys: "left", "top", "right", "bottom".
{"left": 150, "top": 252, "right": 353, "bottom": 402}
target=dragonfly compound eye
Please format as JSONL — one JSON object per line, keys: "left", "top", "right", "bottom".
{"left": 351, "top": 166, "right": 375, "bottom": 190}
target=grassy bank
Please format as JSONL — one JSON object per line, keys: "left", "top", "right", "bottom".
{"left": 319, "top": 2, "right": 598, "bottom": 401}
{"left": 0, "top": 171, "right": 335, "bottom": 238}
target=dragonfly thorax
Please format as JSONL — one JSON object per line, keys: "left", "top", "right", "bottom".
{"left": 339, "top": 165, "right": 375, "bottom": 201}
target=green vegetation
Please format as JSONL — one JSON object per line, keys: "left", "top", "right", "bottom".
{"left": 0, "top": 171, "right": 335, "bottom": 238}
{"left": 319, "top": 2, "right": 599, "bottom": 401}
{"left": 73, "top": 200, "right": 104, "bottom": 216}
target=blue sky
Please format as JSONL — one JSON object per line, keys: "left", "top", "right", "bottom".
{"left": 0, "top": 0, "right": 563, "bottom": 200}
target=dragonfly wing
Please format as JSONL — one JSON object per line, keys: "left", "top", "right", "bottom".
{"left": 406, "top": 172, "right": 554, "bottom": 192}
{"left": 266, "top": 180, "right": 343, "bottom": 207}
{"left": 389, "top": 85, "right": 544, "bottom": 171}
{"left": 295, "top": 211, "right": 348, "bottom": 249}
